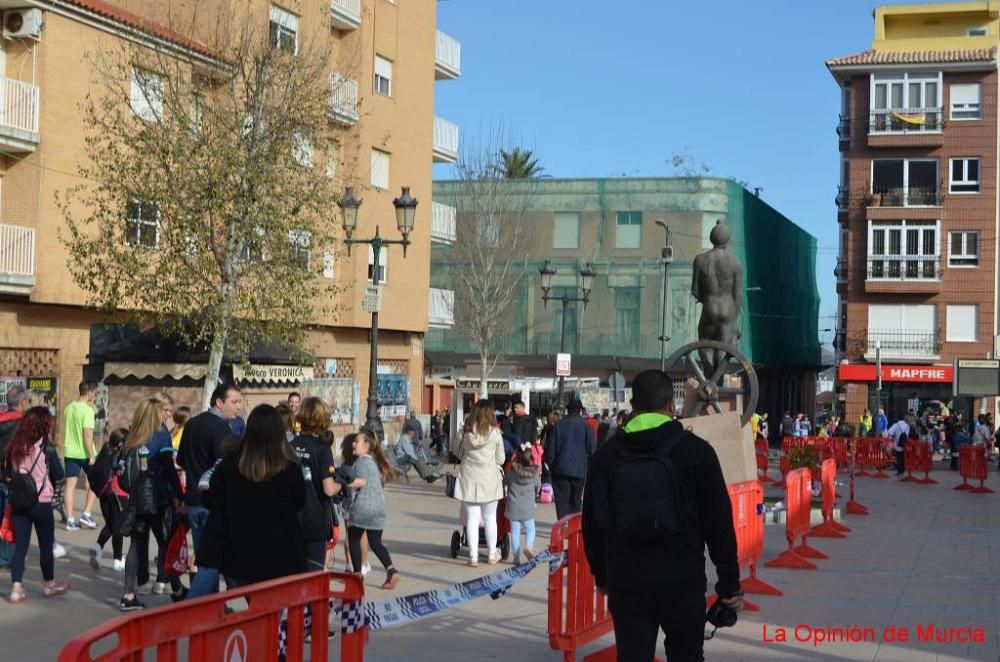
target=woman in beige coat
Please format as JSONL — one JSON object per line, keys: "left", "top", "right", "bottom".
{"left": 454, "top": 400, "right": 505, "bottom": 567}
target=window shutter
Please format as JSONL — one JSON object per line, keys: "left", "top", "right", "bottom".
{"left": 270, "top": 5, "right": 298, "bottom": 31}
{"left": 951, "top": 84, "right": 980, "bottom": 106}
{"left": 370, "top": 149, "right": 390, "bottom": 189}
{"left": 553, "top": 213, "right": 579, "bottom": 249}
{"left": 375, "top": 56, "right": 393, "bottom": 81}
{"left": 946, "top": 305, "right": 978, "bottom": 342}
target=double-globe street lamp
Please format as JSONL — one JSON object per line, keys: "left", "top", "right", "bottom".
{"left": 539, "top": 260, "right": 596, "bottom": 409}
{"left": 339, "top": 185, "right": 418, "bottom": 442}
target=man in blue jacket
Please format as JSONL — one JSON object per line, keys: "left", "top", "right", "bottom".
{"left": 544, "top": 399, "right": 596, "bottom": 519}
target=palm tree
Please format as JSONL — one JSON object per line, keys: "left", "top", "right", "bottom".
{"left": 499, "top": 147, "right": 543, "bottom": 179}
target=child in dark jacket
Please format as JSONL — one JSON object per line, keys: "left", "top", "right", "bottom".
{"left": 504, "top": 443, "right": 542, "bottom": 564}
{"left": 89, "top": 427, "right": 129, "bottom": 573}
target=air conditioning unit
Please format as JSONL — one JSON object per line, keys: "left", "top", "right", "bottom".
{"left": 3, "top": 9, "right": 43, "bottom": 41}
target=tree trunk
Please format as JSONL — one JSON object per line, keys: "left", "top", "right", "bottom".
{"left": 479, "top": 353, "right": 489, "bottom": 400}
{"left": 202, "top": 280, "right": 235, "bottom": 411}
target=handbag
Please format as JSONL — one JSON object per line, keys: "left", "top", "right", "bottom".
{"left": 444, "top": 473, "right": 457, "bottom": 498}
{"left": 0, "top": 504, "right": 13, "bottom": 543}
{"left": 164, "top": 521, "right": 190, "bottom": 577}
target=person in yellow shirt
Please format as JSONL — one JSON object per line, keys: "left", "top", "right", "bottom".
{"left": 859, "top": 409, "right": 873, "bottom": 437}
{"left": 170, "top": 406, "right": 191, "bottom": 450}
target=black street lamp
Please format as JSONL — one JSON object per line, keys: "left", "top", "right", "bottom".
{"left": 339, "top": 186, "right": 417, "bottom": 442}
{"left": 539, "top": 260, "right": 596, "bottom": 409}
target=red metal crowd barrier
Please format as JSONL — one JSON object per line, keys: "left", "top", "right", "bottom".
{"left": 855, "top": 438, "right": 890, "bottom": 479}
{"left": 809, "top": 459, "right": 851, "bottom": 538}
{"left": 707, "top": 480, "right": 782, "bottom": 613}
{"left": 764, "top": 468, "right": 826, "bottom": 570}
{"left": 57, "top": 571, "right": 368, "bottom": 662}
{"left": 954, "top": 445, "right": 993, "bottom": 494}
{"left": 829, "top": 437, "right": 849, "bottom": 471}
{"left": 755, "top": 439, "right": 773, "bottom": 483}
{"left": 845, "top": 440, "right": 869, "bottom": 515}
{"left": 900, "top": 442, "right": 937, "bottom": 485}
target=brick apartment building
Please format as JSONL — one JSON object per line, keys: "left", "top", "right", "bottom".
{"left": 0, "top": 1, "right": 460, "bottom": 431}
{"left": 828, "top": 1, "right": 999, "bottom": 424}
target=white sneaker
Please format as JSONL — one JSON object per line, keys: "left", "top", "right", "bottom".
{"left": 53, "top": 543, "right": 67, "bottom": 559}
{"left": 152, "top": 582, "right": 169, "bottom": 595}
{"left": 361, "top": 563, "right": 371, "bottom": 577}
{"left": 89, "top": 544, "right": 102, "bottom": 570}
{"left": 65, "top": 518, "right": 80, "bottom": 532}
{"left": 113, "top": 558, "right": 126, "bottom": 573}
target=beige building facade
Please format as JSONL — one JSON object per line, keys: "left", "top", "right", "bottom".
{"left": 0, "top": 0, "right": 459, "bottom": 435}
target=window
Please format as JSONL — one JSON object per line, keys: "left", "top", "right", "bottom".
{"left": 325, "top": 144, "right": 339, "bottom": 179}
{"left": 126, "top": 199, "right": 159, "bottom": 248}
{"left": 868, "top": 220, "right": 939, "bottom": 279}
{"left": 871, "top": 159, "right": 938, "bottom": 206}
{"left": 238, "top": 226, "right": 266, "bottom": 262}
{"left": 950, "top": 158, "right": 979, "bottom": 193}
{"left": 967, "top": 26, "right": 988, "bottom": 36}
{"left": 322, "top": 250, "right": 335, "bottom": 279}
{"left": 946, "top": 305, "right": 978, "bottom": 342}
{"left": 374, "top": 55, "right": 392, "bottom": 97}
{"left": 288, "top": 230, "right": 311, "bottom": 269}
{"left": 130, "top": 68, "right": 163, "bottom": 122}
{"left": 553, "top": 213, "right": 580, "bottom": 249}
{"left": 950, "top": 83, "right": 981, "bottom": 120}
{"left": 292, "top": 133, "right": 313, "bottom": 167}
{"left": 616, "top": 211, "right": 642, "bottom": 249}
{"left": 949, "top": 231, "right": 979, "bottom": 267}
{"left": 870, "top": 72, "right": 941, "bottom": 131}
{"left": 868, "top": 304, "right": 937, "bottom": 355}
{"left": 615, "top": 288, "right": 640, "bottom": 351}
{"left": 269, "top": 5, "right": 298, "bottom": 54}
{"left": 370, "top": 149, "right": 390, "bottom": 189}
{"left": 368, "top": 245, "right": 387, "bottom": 284}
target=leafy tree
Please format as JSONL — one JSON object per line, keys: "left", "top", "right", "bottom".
{"left": 60, "top": 3, "right": 350, "bottom": 409}
{"left": 499, "top": 147, "right": 544, "bottom": 179}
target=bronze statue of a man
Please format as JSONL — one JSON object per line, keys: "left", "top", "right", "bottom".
{"left": 691, "top": 221, "right": 743, "bottom": 370}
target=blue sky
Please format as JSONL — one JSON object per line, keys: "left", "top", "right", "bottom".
{"left": 434, "top": 0, "right": 911, "bottom": 348}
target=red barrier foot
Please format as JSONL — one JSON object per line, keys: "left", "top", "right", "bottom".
{"left": 759, "top": 474, "right": 774, "bottom": 483}
{"left": 970, "top": 483, "right": 995, "bottom": 494}
{"left": 872, "top": 469, "right": 889, "bottom": 479}
{"left": 954, "top": 481, "right": 972, "bottom": 491}
{"left": 899, "top": 474, "right": 917, "bottom": 483}
{"left": 741, "top": 573, "right": 783, "bottom": 597}
{"left": 793, "top": 542, "right": 829, "bottom": 560}
{"left": 809, "top": 522, "right": 847, "bottom": 538}
{"left": 743, "top": 597, "right": 761, "bottom": 612}
{"left": 829, "top": 520, "right": 851, "bottom": 533}
{"left": 856, "top": 469, "right": 872, "bottom": 477}
{"left": 846, "top": 500, "right": 869, "bottom": 515}
{"left": 765, "top": 550, "right": 817, "bottom": 570}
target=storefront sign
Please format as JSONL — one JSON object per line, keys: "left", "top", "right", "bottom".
{"left": 837, "top": 364, "right": 953, "bottom": 383}
{"left": 232, "top": 364, "right": 314, "bottom": 384}
{"left": 953, "top": 358, "right": 1000, "bottom": 396}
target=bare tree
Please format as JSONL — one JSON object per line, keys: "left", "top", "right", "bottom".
{"left": 60, "top": 2, "right": 354, "bottom": 410}
{"left": 446, "top": 133, "right": 537, "bottom": 398}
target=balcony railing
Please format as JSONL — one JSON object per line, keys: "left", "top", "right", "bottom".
{"left": 835, "top": 185, "right": 848, "bottom": 211}
{"left": 867, "top": 255, "right": 939, "bottom": 280}
{"left": 428, "top": 287, "right": 455, "bottom": 328}
{"left": 834, "top": 257, "right": 847, "bottom": 282}
{"left": 868, "top": 186, "right": 941, "bottom": 207}
{"left": 431, "top": 202, "right": 457, "bottom": 244}
{"left": 865, "top": 328, "right": 940, "bottom": 359}
{"left": 836, "top": 115, "right": 850, "bottom": 139}
{"left": 0, "top": 76, "right": 40, "bottom": 140}
{"left": 0, "top": 223, "right": 36, "bottom": 293}
{"left": 328, "top": 73, "right": 359, "bottom": 125}
{"left": 869, "top": 107, "right": 942, "bottom": 134}
{"left": 435, "top": 30, "right": 461, "bottom": 80}
{"left": 330, "top": 0, "right": 361, "bottom": 30}
{"left": 433, "top": 116, "right": 459, "bottom": 163}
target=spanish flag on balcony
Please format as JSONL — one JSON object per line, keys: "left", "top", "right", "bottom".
{"left": 890, "top": 110, "right": 925, "bottom": 125}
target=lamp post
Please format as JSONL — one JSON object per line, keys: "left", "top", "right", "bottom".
{"left": 655, "top": 219, "right": 673, "bottom": 371}
{"left": 539, "top": 260, "right": 596, "bottom": 409}
{"left": 339, "top": 186, "right": 418, "bottom": 442}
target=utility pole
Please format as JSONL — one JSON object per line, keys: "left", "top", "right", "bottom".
{"left": 655, "top": 219, "right": 674, "bottom": 371}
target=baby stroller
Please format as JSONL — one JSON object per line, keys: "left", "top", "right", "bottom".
{"left": 449, "top": 497, "right": 511, "bottom": 561}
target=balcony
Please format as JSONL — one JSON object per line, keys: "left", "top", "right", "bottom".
{"left": 327, "top": 73, "right": 358, "bottom": 126}
{"left": 433, "top": 116, "right": 459, "bottom": 163}
{"left": 0, "top": 223, "right": 35, "bottom": 295}
{"left": 867, "top": 186, "right": 941, "bottom": 208}
{"left": 865, "top": 255, "right": 940, "bottom": 294}
{"left": 864, "top": 328, "right": 940, "bottom": 363}
{"left": 431, "top": 202, "right": 456, "bottom": 244}
{"left": 834, "top": 257, "right": 847, "bottom": 282}
{"left": 435, "top": 30, "right": 462, "bottom": 80}
{"left": 836, "top": 115, "right": 850, "bottom": 141}
{"left": 835, "top": 186, "right": 848, "bottom": 211}
{"left": 867, "top": 108, "right": 943, "bottom": 148}
{"left": 428, "top": 287, "right": 455, "bottom": 328}
{"left": 330, "top": 0, "right": 361, "bottom": 31}
{"left": 0, "top": 77, "right": 40, "bottom": 152}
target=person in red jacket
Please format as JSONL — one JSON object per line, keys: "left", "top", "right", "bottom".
{"left": 583, "top": 408, "right": 599, "bottom": 442}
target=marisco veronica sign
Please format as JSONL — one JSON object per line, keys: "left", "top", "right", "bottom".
{"left": 232, "top": 364, "right": 314, "bottom": 384}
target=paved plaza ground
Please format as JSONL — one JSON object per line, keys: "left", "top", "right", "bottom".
{"left": 1, "top": 459, "right": 999, "bottom": 661}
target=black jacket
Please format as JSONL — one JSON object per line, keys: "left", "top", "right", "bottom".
{"left": 511, "top": 414, "right": 536, "bottom": 445}
{"left": 544, "top": 415, "right": 595, "bottom": 479}
{"left": 176, "top": 411, "right": 232, "bottom": 507}
{"left": 581, "top": 420, "right": 740, "bottom": 597}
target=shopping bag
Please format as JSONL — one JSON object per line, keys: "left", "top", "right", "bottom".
{"left": 0, "top": 505, "right": 13, "bottom": 543}
{"left": 164, "top": 521, "right": 190, "bottom": 577}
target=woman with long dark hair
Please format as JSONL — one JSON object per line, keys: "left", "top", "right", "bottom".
{"left": 118, "top": 398, "right": 185, "bottom": 611}
{"left": 3, "top": 406, "right": 69, "bottom": 603}
{"left": 206, "top": 404, "right": 306, "bottom": 588}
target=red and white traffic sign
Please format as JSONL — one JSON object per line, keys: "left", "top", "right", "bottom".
{"left": 556, "top": 353, "right": 572, "bottom": 377}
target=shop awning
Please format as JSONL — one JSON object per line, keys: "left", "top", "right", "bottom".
{"left": 103, "top": 361, "right": 208, "bottom": 380}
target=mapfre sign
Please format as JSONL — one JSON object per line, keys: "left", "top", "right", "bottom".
{"left": 838, "top": 364, "right": 952, "bottom": 383}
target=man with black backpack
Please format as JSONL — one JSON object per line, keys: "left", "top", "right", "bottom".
{"left": 582, "top": 369, "right": 742, "bottom": 662}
